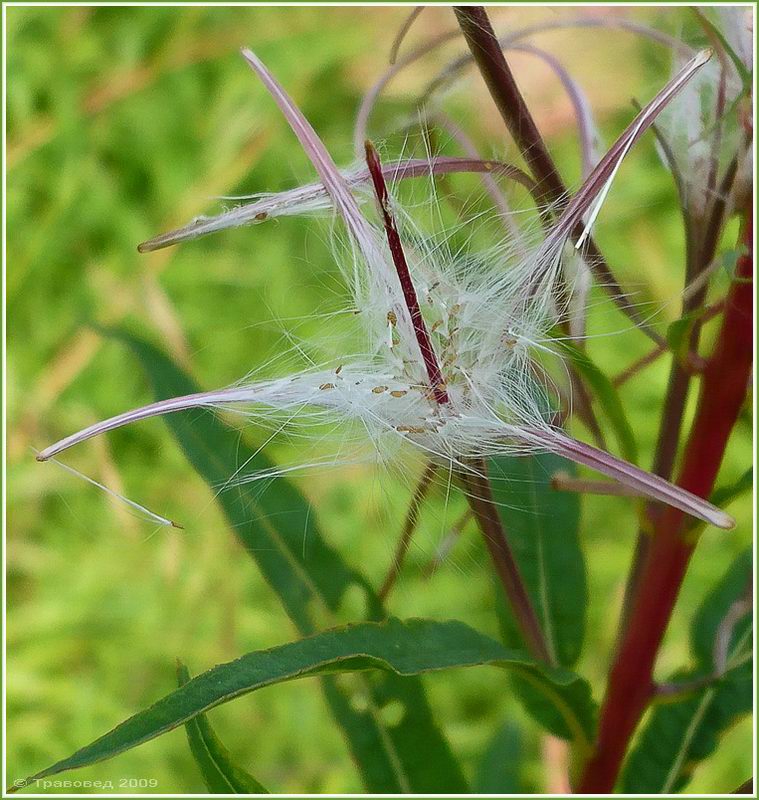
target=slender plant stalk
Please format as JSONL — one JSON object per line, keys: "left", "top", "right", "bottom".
{"left": 613, "top": 300, "right": 724, "bottom": 387}
{"left": 578, "top": 209, "right": 752, "bottom": 792}
{"left": 379, "top": 461, "right": 437, "bottom": 601}
{"left": 460, "top": 459, "right": 552, "bottom": 664}
{"left": 620, "top": 158, "right": 739, "bottom": 625}
{"left": 453, "top": 5, "right": 664, "bottom": 345}
{"left": 365, "top": 140, "right": 450, "bottom": 404}
{"left": 364, "top": 139, "right": 549, "bottom": 663}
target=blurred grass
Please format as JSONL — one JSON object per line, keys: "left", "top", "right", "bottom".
{"left": 7, "top": 5, "right": 752, "bottom": 794}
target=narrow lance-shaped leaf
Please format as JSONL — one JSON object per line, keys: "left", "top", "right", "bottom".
{"left": 12, "top": 618, "right": 596, "bottom": 791}
{"left": 690, "top": 549, "right": 752, "bottom": 669}
{"left": 115, "top": 333, "right": 468, "bottom": 794}
{"left": 489, "top": 452, "right": 586, "bottom": 668}
{"left": 474, "top": 721, "right": 535, "bottom": 794}
{"left": 709, "top": 467, "right": 752, "bottom": 510}
{"left": 177, "top": 662, "right": 268, "bottom": 794}
{"left": 555, "top": 340, "right": 638, "bottom": 464}
{"left": 621, "top": 550, "right": 752, "bottom": 793}
{"left": 488, "top": 452, "right": 587, "bottom": 742}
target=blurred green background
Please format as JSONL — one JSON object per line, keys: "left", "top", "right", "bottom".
{"left": 7, "top": 5, "right": 752, "bottom": 794}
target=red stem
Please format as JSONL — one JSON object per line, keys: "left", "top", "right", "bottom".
{"left": 578, "top": 211, "right": 753, "bottom": 792}
{"left": 364, "top": 140, "right": 450, "bottom": 404}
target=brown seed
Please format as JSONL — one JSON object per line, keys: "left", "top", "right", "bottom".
{"left": 387, "top": 310, "right": 397, "bottom": 326}
{"left": 372, "top": 385, "right": 388, "bottom": 394}
{"left": 255, "top": 212, "right": 268, "bottom": 221}
{"left": 335, "top": 365, "right": 343, "bottom": 375}
{"left": 319, "top": 383, "right": 335, "bottom": 390}
{"left": 390, "top": 390, "right": 407, "bottom": 398}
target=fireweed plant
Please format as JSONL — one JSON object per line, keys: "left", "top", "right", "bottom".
{"left": 19, "top": 6, "right": 753, "bottom": 795}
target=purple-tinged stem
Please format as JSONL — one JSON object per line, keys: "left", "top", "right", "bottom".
{"left": 138, "top": 156, "right": 537, "bottom": 254}
{"left": 364, "top": 141, "right": 450, "bottom": 406}
{"left": 379, "top": 460, "right": 437, "bottom": 601}
{"left": 452, "top": 7, "right": 707, "bottom": 345}
{"left": 460, "top": 459, "right": 552, "bottom": 664}
{"left": 389, "top": 6, "right": 425, "bottom": 65}
{"left": 453, "top": 8, "right": 564, "bottom": 206}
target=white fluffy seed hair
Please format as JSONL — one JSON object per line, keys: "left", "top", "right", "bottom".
{"left": 37, "top": 47, "right": 733, "bottom": 530}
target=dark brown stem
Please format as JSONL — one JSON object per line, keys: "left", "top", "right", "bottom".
{"left": 453, "top": 7, "right": 565, "bottom": 204}
{"left": 379, "top": 461, "right": 437, "bottom": 601}
{"left": 453, "top": 5, "right": 664, "bottom": 345}
{"left": 578, "top": 209, "right": 752, "bottom": 793}
{"left": 460, "top": 459, "right": 552, "bottom": 664}
{"left": 365, "top": 140, "right": 450, "bottom": 405}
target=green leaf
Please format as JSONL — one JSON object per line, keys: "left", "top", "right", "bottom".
{"left": 488, "top": 453, "right": 586, "bottom": 669}
{"left": 487, "top": 454, "right": 589, "bottom": 745}
{"left": 689, "top": 471, "right": 752, "bottom": 536}
{"left": 474, "top": 721, "right": 534, "bottom": 794}
{"left": 556, "top": 340, "right": 638, "bottom": 463}
{"left": 109, "top": 331, "right": 467, "bottom": 793}
{"left": 666, "top": 312, "right": 699, "bottom": 365}
{"left": 620, "top": 551, "right": 752, "bottom": 793}
{"left": 177, "top": 662, "right": 268, "bottom": 794}
{"left": 690, "top": 549, "right": 752, "bottom": 669}
{"left": 691, "top": 8, "right": 752, "bottom": 88}
{"left": 710, "top": 468, "right": 753, "bottom": 510}
{"left": 621, "top": 664, "right": 751, "bottom": 793}
{"left": 14, "top": 619, "right": 596, "bottom": 790}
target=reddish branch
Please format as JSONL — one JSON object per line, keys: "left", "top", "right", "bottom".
{"left": 364, "top": 140, "right": 450, "bottom": 404}
{"left": 461, "top": 460, "right": 553, "bottom": 664}
{"left": 379, "top": 461, "right": 437, "bottom": 601}
{"left": 364, "top": 141, "right": 549, "bottom": 662}
{"left": 453, "top": 6, "right": 664, "bottom": 345}
{"left": 578, "top": 210, "right": 753, "bottom": 792}
{"left": 621, "top": 159, "right": 739, "bottom": 628}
